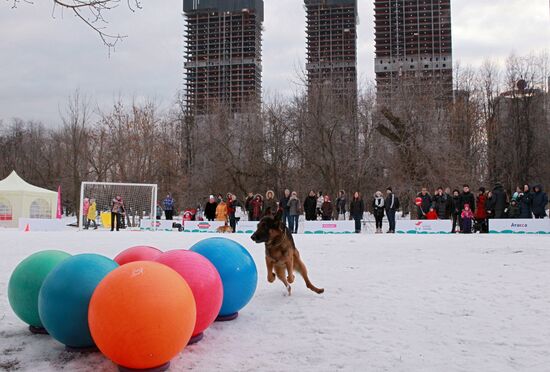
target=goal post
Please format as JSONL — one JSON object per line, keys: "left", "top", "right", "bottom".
{"left": 79, "top": 182, "right": 158, "bottom": 230}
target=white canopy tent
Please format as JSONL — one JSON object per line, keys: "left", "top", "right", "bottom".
{"left": 0, "top": 171, "right": 58, "bottom": 228}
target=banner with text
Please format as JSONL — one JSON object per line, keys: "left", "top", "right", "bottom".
{"left": 489, "top": 219, "right": 550, "bottom": 234}
{"left": 396, "top": 220, "right": 452, "bottom": 234}
{"left": 183, "top": 221, "right": 226, "bottom": 233}
{"left": 139, "top": 219, "right": 177, "bottom": 231}
{"left": 303, "top": 221, "right": 355, "bottom": 234}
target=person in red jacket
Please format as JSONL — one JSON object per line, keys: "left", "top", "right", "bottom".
{"left": 426, "top": 207, "right": 439, "bottom": 220}
{"left": 474, "top": 187, "right": 488, "bottom": 233}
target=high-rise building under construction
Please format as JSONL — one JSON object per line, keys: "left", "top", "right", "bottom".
{"left": 304, "top": 0, "right": 358, "bottom": 104}
{"left": 183, "top": 0, "right": 264, "bottom": 115}
{"left": 374, "top": 0, "right": 453, "bottom": 100}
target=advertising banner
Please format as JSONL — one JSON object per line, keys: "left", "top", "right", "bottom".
{"left": 139, "top": 219, "right": 176, "bottom": 231}
{"left": 489, "top": 219, "right": 550, "bottom": 234}
{"left": 235, "top": 221, "right": 258, "bottom": 234}
{"left": 183, "top": 220, "right": 226, "bottom": 233}
{"left": 396, "top": 220, "right": 452, "bottom": 234}
{"left": 303, "top": 221, "right": 355, "bottom": 234}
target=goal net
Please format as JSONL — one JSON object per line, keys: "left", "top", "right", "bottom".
{"left": 79, "top": 182, "right": 157, "bottom": 230}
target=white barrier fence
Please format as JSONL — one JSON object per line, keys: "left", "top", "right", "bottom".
{"left": 489, "top": 219, "right": 550, "bottom": 234}
{"left": 18, "top": 218, "right": 65, "bottom": 232}
{"left": 303, "top": 221, "right": 355, "bottom": 234}
{"left": 183, "top": 221, "right": 226, "bottom": 233}
{"left": 139, "top": 219, "right": 177, "bottom": 231}
{"left": 235, "top": 221, "right": 258, "bottom": 234}
{"left": 396, "top": 220, "right": 452, "bottom": 234}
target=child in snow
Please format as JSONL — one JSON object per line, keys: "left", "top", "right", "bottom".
{"left": 426, "top": 207, "right": 438, "bottom": 220}
{"left": 461, "top": 204, "right": 474, "bottom": 234}
{"left": 85, "top": 198, "right": 97, "bottom": 229}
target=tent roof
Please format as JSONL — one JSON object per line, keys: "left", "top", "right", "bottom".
{"left": 0, "top": 171, "right": 57, "bottom": 195}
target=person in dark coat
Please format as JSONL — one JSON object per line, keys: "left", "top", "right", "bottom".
{"left": 372, "top": 191, "right": 385, "bottom": 233}
{"left": 385, "top": 187, "right": 399, "bottom": 233}
{"left": 321, "top": 195, "right": 333, "bottom": 221}
{"left": 416, "top": 188, "right": 432, "bottom": 219}
{"left": 336, "top": 190, "right": 347, "bottom": 220}
{"left": 279, "top": 189, "right": 291, "bottom": 227}
{"left": 518, "top": 184, "right": 533, "bottom": 218}
{"left": 459, "top": 185, "right": 476, "bottom": 214}
{"left": 251, "top": 194, "right": 264, "bottom": 221}
{"left": 204, "top": 195, "right": 218, "bottom": 221}
{"left": 485, "top": 191, "right": 495, "bottom": 219}
{"left": 450, "top": 189, "right": 461, "bottom": 233}
{"left": 531, "top": 185, "right": 548, "bottom": 219}
{"left": 492, "top": 183, "right": 507, "bottom": 218}
{"left": 349, "top": 192, "right": 365, "bottom": 233}
{"left": 508, "top": 199, "right": 520, "bottom": 218}
{"left": 432, "top": 187, "right": 449, "bottom": 219}
{"left": 303, "top": 191, "right": 318, "bottom": 221}
{"left": 226, "top": 193, "right": 237, "bottom": 233}
{"left": 244, "top": 192, "right": 254, "bottom": 221}
{"left": 474, "top": 187, "right": 488, "bottom": 233}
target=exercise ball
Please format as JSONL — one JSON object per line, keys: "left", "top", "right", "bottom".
{"left": 114, "top": 246, "right": 162, "bottom": 265}
{"left": 155, "top": 250, "right": 223, "bottom": 342}
{"left": 8, "top": 250, "right": 71, "bottom": 333}
{"left": 89, "top": 261, "right": 196, "bottom": 371}
{"left": 38, "top": 254, "right": 118, "bottom": 349}
{"left": 190, "top": 238, "right": 257, "bottom": 319}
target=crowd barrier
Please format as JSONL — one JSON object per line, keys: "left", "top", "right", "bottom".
{"left": 18, "top": 218, "right": 65, "bottom": 232}
{"left": 396, "top": 220, "right": 452, "bottom": 234}
{"left": 489, "top": 219, "right": 550, "bottom": 234}
{"left": 303, "top": 221, "right": 355, "bottom": 234}
{"left": 182, "top": 221, "right": 226, "bottom": 233}
{"left": 139, "top": 219, "right": 176, "bottom": 231}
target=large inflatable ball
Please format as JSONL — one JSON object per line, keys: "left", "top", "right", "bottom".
{"left": 156, "top": 250, "right": 223, "bottom": 342}
{"left": 38, "top": 254, "right": 118, "bottom": 349}
{"left": 89, "top": 261, "right": 196, "bottom": 371}
{"left": 8, "top": 250, "right": 71, "bottom": 333}
{"left": 190, "top": 238, "right": 257, "bottom": 320}
{"left": 114, "top": 246, "right": 162, "bottom": 266}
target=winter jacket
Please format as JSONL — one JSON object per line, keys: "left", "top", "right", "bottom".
{"left": 336, "top": 195, "right": 347, "bottom": 215}
{"left": 372, "top": 196, "right": 385, "bottom": 219}
{"left": 451, "top": 195, "right": 461, "bottom": 215}
{"left": 426, "top": 210, "right": 438, "bottom": 220}
{"left": 349, "top": 198, "right": 365, "bottom": 220}
{"left": 485, "top": 196, "right": 495, "bottom": 218}
{"left": 492, "top": 184, "right": 507, "bottom": 216}
{"left": 111, "top": 198, "right": 124, "bottom": 214}
{"left": 474, "top": 194, "right": 487, "bottom": 220}
{"left": 279, "top": 196, "right": 290, "bottom": 213}
{"left": 251, "top": 197, "right": 263, "bottom": 220}
{"left": 416, "top": 193, "right": 432, "bottom": 217}
{"left": 163, "top": 197, "right": 175, "bottom": 211}
{"left": 508, "top": 202, "right": 520, "bottom": 219}
{"left": 204, "top": 202, "right": 217, "bottom": 220}
{"left": 518, "top": 188, "right": 533, "bottom": 218}
{"left": 263, "top": 191, "right": 278, "bottom": 214}
{"left": 227, "top": 199, "right": 236, "bottom": 217}
{"left": 87, "top": 202, "right": 97, "bottom": 221}
{"left": 460, "top": 192, "right": 476, "bottom": 213}
{"left": 304, "top": 196, "right": 317, "bottom": 220}
{"left": 321, "top": 201, "right": 333, "bottom": 219}
{"left": 432, "top": 194, "right": 448, "bottom": 219}
{"left": 288, "top": 196, "right": 301, "bottom": 216}
{"left": 461, "top": 209, "right": 474, "bottom": 220}
{"left": 316, "top": 196, "right": 324, "bottom": 210}
{"left": 531, "top": 185, "right": 548, "bottom": 217}
{"left": 385, "top": 193, "right": 399, "bottom": 211}
{"left": 215, "top": 202, "right": 228, "bottom": 222}
{"left": 83, "top": 199, "right": 90, "bottom": 216}
{"left": 245, "top": 196, "right": 254, "bottom": 213}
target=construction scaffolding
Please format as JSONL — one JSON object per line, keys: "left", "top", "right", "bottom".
{"left": 374, "top": 0, "right": 453, "bottom": 100}
{"left": 183, "top": 0, "right": 264, "bottom": 115}
{"left": 304, "top": 0, "right": 358, "bottom": 105}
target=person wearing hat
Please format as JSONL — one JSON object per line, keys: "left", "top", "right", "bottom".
{"left": 204, "top": 195, "right": 218, "bottom": 221}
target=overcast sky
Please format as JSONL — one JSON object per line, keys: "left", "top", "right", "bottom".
{"left": 0, "top": 0, "right": 548, "bottom": 126}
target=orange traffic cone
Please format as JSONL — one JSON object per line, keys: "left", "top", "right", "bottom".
{"left": 24, "top": 224, "right": 30, "bottom": 232}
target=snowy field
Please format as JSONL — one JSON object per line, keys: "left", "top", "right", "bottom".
{"left": 1, "top": 231, "right": 549, "bottom": 372}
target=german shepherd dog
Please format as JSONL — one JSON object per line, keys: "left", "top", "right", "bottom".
{"left": 251, "top": 210, "right": 324, "bottom": 295}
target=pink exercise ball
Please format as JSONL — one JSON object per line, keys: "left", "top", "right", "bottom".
{"left": 114, "top": 246, "right": 162, "bottom": 266}
{"left": 155, "top": 250, "right": 223, "bottom": 343}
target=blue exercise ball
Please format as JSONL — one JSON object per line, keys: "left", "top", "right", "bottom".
{"left": 190, "top": 238, "right": 257, "bottom": 318}
{"left": 38, "top": 254, "right": 119, "bottom": 349}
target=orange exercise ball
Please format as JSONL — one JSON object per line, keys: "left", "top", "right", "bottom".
{"left": 88, "top": 261, "right": 196, "bottom": 371}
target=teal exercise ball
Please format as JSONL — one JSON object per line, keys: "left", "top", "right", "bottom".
{"left": 190, "top": 238, "right": 257, "bottom": 319}
{"left": 38, "top": 254, "right": 118, "bottom": 349}
{"left": 8, "top": 250, "right": 71, "bottom": 330}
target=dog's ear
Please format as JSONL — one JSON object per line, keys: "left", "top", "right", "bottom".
{"left": 273, "top": 208, "right": 283, "bottom": 222}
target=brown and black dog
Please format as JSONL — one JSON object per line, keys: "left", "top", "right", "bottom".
{"left": 251, "top": 210, "right": 324, "bottom": 295}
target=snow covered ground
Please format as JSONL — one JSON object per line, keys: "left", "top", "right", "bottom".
{"left": 1, "top": 231, "right": 549, "bottom": 372}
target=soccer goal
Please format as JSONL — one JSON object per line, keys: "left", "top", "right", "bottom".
{"left": 79, "top": 182, "right": 158, "bottom": 230}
